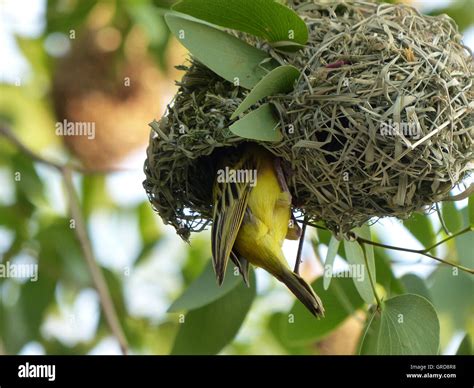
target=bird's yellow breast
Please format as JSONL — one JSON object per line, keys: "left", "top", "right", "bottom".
{"left": 233, "top": 151, "right": 291, "bottom": 273}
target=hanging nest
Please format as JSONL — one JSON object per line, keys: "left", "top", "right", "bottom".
{"left": 53, "top": 28, "right": 185, "bottom": 171}
{"left": 144, "top": 1, "right": 473, "bottom": 241}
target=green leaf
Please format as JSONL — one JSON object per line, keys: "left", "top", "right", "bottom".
{"left": 323, "top": 236, "right": 340, "bottom": 290}
{"left": 429, "top": 266, "right": 473, "bottom": 334}
{"left": 403, "top": 212, "right": 436, "bottom": 252}
{"left": 343, "top": 225, "right": 376, "bottom": 305}
{"left": 268, "top": 313, "right": 309, "bottom": 355}
{"left": 229, "top": 103, "right": 281, "bottom": 142}
{"left": 400, "top": 273, "right": 432, "bottom": 302}
{"left": 360, "top": 294, "right": 440, "bottom": 355}
{"left": 469, "top": 195, "right": 474, "bottom": 227}
{"left": 165, "top": 14, "right": 276, "bottom": 89}
{"left": 231, "top": 65, "right": 299, "bottom": 119}
{"left": 455, "top": 206, "right": 474, "bottom": 267}
{"left": 170, "top": 270, "right": 256, "bottom": 354}
{"left": 373, "top": 246, "right": 406, "bottom": 297}
{"left": 456, "top": 334, "right": 472, "bottom": 355}
{"left": 168, "top": 260, "right": 242, "bottom": 312}
{"left": 441, "top": 201, "right": 462, "bottom": 234}
{"left": 281, "top": 277, "right": 364, "bottom": 345}
{"left": 172, "top": 0, "right": 308, "bottom": 47}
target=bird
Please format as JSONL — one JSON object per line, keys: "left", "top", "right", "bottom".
{"left": 211, "top": 143, "right": 325, "bottom": 318}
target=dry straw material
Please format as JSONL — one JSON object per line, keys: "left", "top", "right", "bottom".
{"left": 144, "top": 1, "right": 473, "bottom": 240}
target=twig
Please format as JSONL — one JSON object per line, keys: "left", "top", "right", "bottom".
{"left": 0, "top": 126, "right": 64, "bottom": 171}
{"left": 354, "top": 226, "right": 474, "bottom": 275}
{"left": 0, "top": 125, "right": 129, "bottom": 354}
{"left": 436, "top": 202, "right": 450, "bottom": 236}
{"left": 0, "top": 126, "right": 124, "bottom": 175}
{"left": 302, "top": 216, "right": 474, "bottom": 274}
{"left": 294, "top": 217, "right": 307, "bottom": 274}
{"left": 360, "top": 243, "right": 382, "bottom": 308}
{"left": 299, "top": 220, "right": 328, "bottom": 231}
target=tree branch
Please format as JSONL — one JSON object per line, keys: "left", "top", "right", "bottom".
{"left": 355, "top": 230, "right": 474, "bottom": 275}
{"left": 0, "top": 125, "right": 129, "bottom": 354}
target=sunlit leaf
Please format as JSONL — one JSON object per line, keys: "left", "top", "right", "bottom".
{"left": 229, "top": 103, "right": 281, "bottom": 142}
{"left": 170, "top": 270, "right": 256, "bottom": 354}
{"left": 173, "top": 0, "right": 308, "bottom": 47}
{"left": 165, "top": 14, "right": 276, "bottom": 89}
{"left": 344, "top": 225, "right": 376, "bottom": 305}
{"left": 323, "top": 236, "right": 340, "bottom": 290}
{"left": 360, "top": 294, "right": 440, "bottom": 355}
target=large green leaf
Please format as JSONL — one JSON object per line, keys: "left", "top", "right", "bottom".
{"left": 400, "top": 273, "right": 432, "bottom": 302}
{"left": 429, "top": 266, "right": 473, "bottom": 335}
{"left": 168, "top": 260, "right": 242, "bottom": 312}
{"left": 360, "top": 294, "right": 440, "bottom": 355}
{"left": 403, "top": 212, "right": 436, "bottom": 252}
{"left": 441, "top": 201, "right": 462, "bottom": 234}
{"left": 229, "top": 103, "right": 282, "bottom": 142}
{"left": 323, "top": 236, "right": 340, "bottom": 290}
{"left": 268, "top": 313, "right": 309, "bottom": 355}
{"left": 173, "top": 0, "right": 308, "bottom": 47}
{"left": 165, "top": 14, "right": 276, "bottom": 89}
{"left": 231, "top": 65, "right": 299, "bottom": 119}
{"left": 344, "top": 225, "right": 376, "bottom": 305}
{"left": 455, "top": 207, "right": 474, "bottom": 267}
{"left": 281, "top": 277, "right": 364, "bottom": 345}
{"left": 170, "top": 270, "right": 256, "bottom": 354}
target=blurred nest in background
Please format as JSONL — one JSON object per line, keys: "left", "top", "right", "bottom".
{"left": 144, "top": 1, "right": 473, "bottom": 239}
{"left": 53, "top": 27, "right": 185, "bottom": 171}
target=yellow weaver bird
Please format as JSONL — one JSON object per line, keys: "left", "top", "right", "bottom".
{"left": 211, "top": 144, "right": 325, "bottom": 318}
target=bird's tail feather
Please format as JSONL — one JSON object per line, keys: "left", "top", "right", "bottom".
{"left": 278, "top": 270, "right": 325, "bottom": 318}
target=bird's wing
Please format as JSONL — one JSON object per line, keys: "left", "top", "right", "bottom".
{"left": 230, "top": 250, "right": 251, "bottom": 287}
{"left": 211, "top": 154, "right": 255, "bottom": 285}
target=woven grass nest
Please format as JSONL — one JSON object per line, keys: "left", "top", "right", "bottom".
{"left": 144, "top": 0, "right": 473, "bottom": 241}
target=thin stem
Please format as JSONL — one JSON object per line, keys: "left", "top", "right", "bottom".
{"left": 424, "top": 226, "right": 471, "bottom": 252}
{"left": 360, "top": 243, "right": 382, "bottom": 308}
{"left": 436, "top": 202, "right": 450, "bottom": 236}
{"left": 0, "top": 125, "right": 117, "bottom": 174}
{"left": 294, "top": 217, "right": 307, "bottom": 274}
{"left": 0, "top": 125, "right": 129, "bottom": 354}
{"left": 300, "top": 217, "right": 473, "bottom": 274}
{"left": 63, "top": 168, "right": 128, "bottom": 354}
{"left": 355, "top": 233, "right": 474, "bottom": 275}
{"left": 0, "top": 125, "right": 64, "bottom": 171}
